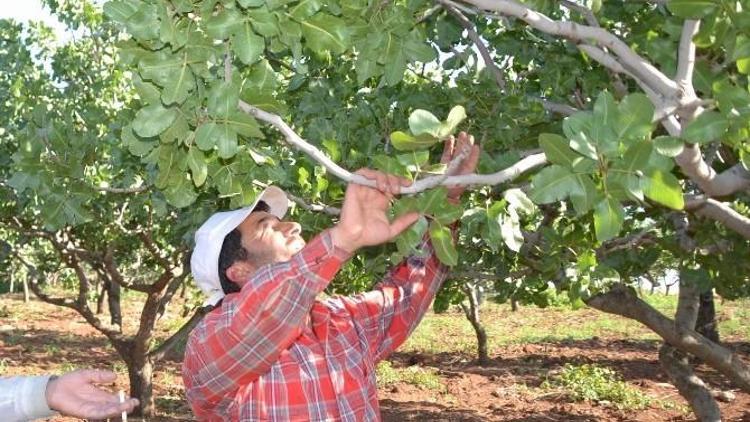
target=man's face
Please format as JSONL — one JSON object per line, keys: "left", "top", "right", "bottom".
{"left": 235, "top": 211, "right": 305, "bottom": 268}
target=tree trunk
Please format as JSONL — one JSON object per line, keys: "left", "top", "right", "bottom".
{"left": 127, "top": 357, "right": 155, "bottom": 417}
{"left": 510, "top": 297, "right": 519, "bottom": 312}
{"left": 586, "top": 285, "right": 750, "bottom": 393}
{"left": 696, "top": 290, "right": 719, "bottom": 343}
{"left": 22, "top": 276, "right": 29, "bottom": 303}
{"left": 657, "top": 279, "right": 722, "bottom": 421}
{"left": 460, "top": 285, "right": 490, "bottom": 366}
{"left": 108, "top": 278, "right": 122, "bottom": 328}
{"left": 659, "top": 344, "right": 722, "bottom": 422}
{"left": 96, "top": 282, "right": 107, "bottom": 315}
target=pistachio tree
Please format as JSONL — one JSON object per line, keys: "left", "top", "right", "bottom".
{"left": 15, "top": 0, "right": 750, "bottom": 418}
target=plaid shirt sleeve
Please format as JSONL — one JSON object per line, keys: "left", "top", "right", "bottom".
{"left": 183, "top": 229, "right": 351, "bottom": 413}
{"left": 338, "top": 232, "right": 449, "bottom": 363}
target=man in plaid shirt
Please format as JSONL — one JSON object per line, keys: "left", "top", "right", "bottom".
{"left": 183, "top": 133, "right": 480, "bottom": 421}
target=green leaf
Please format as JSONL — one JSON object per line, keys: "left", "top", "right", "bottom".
{"left": 216, "top": 124, "right": 239, "bottom": 159}
{"left": 667, "top": 0, "right": 719, "bottom": 18}
{"left": 372, "top": 155, "right": 409, "bottom": 178}
{"left": 504, "top": 188, "right": 535, "bottom": 216}
{"left": 682, "top": 111, "right": 729, "bottom": 144}
{"left": 383, "top": 33, "right": 407, "bottom": 86}
{"left": 205, "top": 9, "right": 243, "bottom": 39}
{"left": 299, "top": 13, "right": 350, "bottom": 54}
{"left": 233, "top": 22, "right": 265, "bottom": 65}
{"left": 289, "top": 0, "right": 323, "bottom": 20}
{"left": 390, "top": 131, "right": 440, "bottom": 151}
{"left": 132, "top": 104, "right": 178, "bottom": 138}
{"left": 618, "top": 140, "right": 653, "bottom": 174}
{"left": 207, "top": 81, "right": 240, "bottom": 118}
{"left": 162, "top": 55, "right": 195, "bottom": 105}
{"left": 499, "top": 214, "right": 524, "bottom": 252}
{"left": 226, "top": 111, "right": 264, "bottom": 138}
{"left": 103, "top": 0, "right": 139, "bottom": 24}
{"left": 654, "top": 136, "right": 684, "bottom": 157}
{"left": 437, "top": 105, "right": 466, "bottom": 138}
{"left": 594, "top": 198, "right": 624, "bottom": 242}
{"left": 396, "top": 151, "right": 430, "bottom": 169}
{"left": 591, "top": 91, "right": 618, "bottom": 154}
{"left": 539, "top": 133, "right": 581, "bottom": 168}
{"left": 195, "top": 122, "right": 219, "bottom": 151}
{"left": 643, "top": 170, "right": 684, "bottom": 209}
{"left": 394, "top": 215, "right": 428, "bottom": 259}
{"left": 409, "top": 109, "right": 442, "bottom": 138}
{"left": 564, "top": 113, "right": 598, "bottom": 160}
{"left": 529, "top": 165, "right": 581, "bottom": 204}
{"left": 429, "top": 220, "right": 457, "bottom": 266}
{"left": 570, "top": 174, "right": 599, "bottom": 215}
{"left": 187, "top": 148, "right": 208, "bottom": 187}
{"left": 616, "top": 93, "right": 654, "bottom": 142}
{"left": 122, "top": 125, "right": 156, "bottom": 157}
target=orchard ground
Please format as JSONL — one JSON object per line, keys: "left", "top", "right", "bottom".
{"left": 1, "top": 292, "right": 748, "bottom": 421}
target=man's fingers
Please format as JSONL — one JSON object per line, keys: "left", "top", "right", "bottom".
{"left": 80, "top": 369, "right": 118, "bottom": 384}
{"left": 464, "top": 145, "right": 480, "bottom": 172}
{"left": 388, "top": 212, "right": 421, "bottom": 239}
{"left": 440, "top": 136, "right": 455, "bottom": 164}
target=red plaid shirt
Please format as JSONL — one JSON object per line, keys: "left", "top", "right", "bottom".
{"left": 182, "top": 229, "right": 448, "bottom": 421}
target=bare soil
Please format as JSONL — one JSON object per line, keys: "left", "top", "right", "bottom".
{"left": 1, "top": 295, "right": 748, "bottom": 421}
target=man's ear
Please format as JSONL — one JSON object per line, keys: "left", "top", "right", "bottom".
{"left": 225, "top": 261, "right": 255, "bottom": 286}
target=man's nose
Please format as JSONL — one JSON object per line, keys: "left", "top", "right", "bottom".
{"left": 281, "top": 221, "right": 301, "bottom": 237}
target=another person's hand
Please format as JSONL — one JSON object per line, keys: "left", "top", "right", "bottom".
{"left": 45, "top": 369, "right": 139, "bottom": 419}
{"left": 441, "top": 131, "right": 480, "bottom": 203}
{"left": 331, "top": 169, "right": 418, "bottom": 253}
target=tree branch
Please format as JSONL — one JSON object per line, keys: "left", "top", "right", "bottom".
{"left": 684, "top": 195, "right": 750, "bottom": 240}
{"left": 676, "top": 145, "right": 750, "bottom": 197}
{"left": 238, "top": 100, "right": 547, "bottom": 192}
{"left": 441, "top": 0, "right": 506, "bottom": 91}
{"left": 93, "top": 184, "right": 149, "bottom": 194}
{"left": 287, "top": 192, "right": 341, "bottom": 216}
{"left": 559, "top": 0, "right": 599, "bottom": 27}
{"left": 586, "top": 284, "right": 750, "bottom": 393}
{"left": 149, "top": 306, "right": 211, "bottom": 362}
{"left": 675, "top": 20, "right": 700, "bottom": 97}
{"left": 459, "top": 0, "right": 681, "bottom": 99}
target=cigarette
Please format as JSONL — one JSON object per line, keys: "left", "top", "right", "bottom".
{"left": 119, "top": 390, "right": 127, "bottom": 422}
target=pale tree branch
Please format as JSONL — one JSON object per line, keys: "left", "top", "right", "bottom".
{"left": 537, "top": 98, "right": 579, "bottom": 116}
{"left": 93, "top": 184, "right": 149, "bottom": 194}
{"left": 559, "top": 0, "right": 599, "bottom": 27}
{"left": 287, "top": 192, "right": 342, "bottom": 216}
{"left": 675, "top": 20, "right": 700, "bottom": 98}
{"left": 238, "top": 100, "right": 547, "bottom": 192}
{"left": 459, "top": 0, "right": 681, "bottom": 99}
{"left": 440, "top": 0, "right": 506, "bottom": 91}
{"left": 684, "top": 195, "right": 750, "bottom": 241}
{"left": 676, "top": 145, "right": 750, "bottom": 196}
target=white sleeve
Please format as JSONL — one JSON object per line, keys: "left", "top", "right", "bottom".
{"left": 0, "top": 375, "right": 58, "bottom": 422}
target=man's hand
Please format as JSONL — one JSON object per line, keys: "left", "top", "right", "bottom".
{"left": 441, "top": 131, "right": 480, "bottom": 203}
{"left": 45, "top": 369, "right": 139, "bottom": 419}
{"left": 331, "top": 169, "right": 419, "bottom": 253}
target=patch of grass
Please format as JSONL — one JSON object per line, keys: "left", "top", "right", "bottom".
{"left": 542, "top": 364, "right": 652, "bottom": 410}
{"left": 376, "top": 361, "right": 443, "bottom": 391}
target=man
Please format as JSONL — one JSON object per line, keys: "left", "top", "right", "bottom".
{"left": 1, "top": 369, "right": 139, "bottom": 421}
{"left": 183, "top": 133, "right": 480, "bottom": 421}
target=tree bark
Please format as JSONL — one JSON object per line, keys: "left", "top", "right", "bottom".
{"left": 586, "top": 285, "right": 750, "bottom": 393}
{"left": 96, "top": 281, "right": 106, "bottom": 315}
{"left": 696, "top": 291, "right": 720, "bottom": 343}
{"left": 126, "top": 356, "right": 154, "bottom": 417}
{"left": 108, "top": 277, "right": 122, "bottom": 328}
{"left": 658, "top": 278, "right": 722, "bottom": 421}
{"left": 510, "top": 297, "right": 519, "bottom": 312}
{"left": 659, "top": 344, "right": 722, "bottom": 422}
{"left": 460, "top": 285, "right": 490, "bottom": 365}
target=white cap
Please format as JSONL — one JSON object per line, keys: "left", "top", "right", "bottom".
{"left": 191, "top": 186, "right": 289, "bottom": 306}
